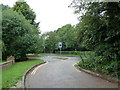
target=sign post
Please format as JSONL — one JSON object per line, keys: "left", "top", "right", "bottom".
{"left": 58, "top": 42, "right": 62, "bottom": 55}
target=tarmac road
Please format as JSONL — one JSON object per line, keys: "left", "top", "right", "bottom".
{"left": 25, "top": 55, "right": 118, "bottom": 88}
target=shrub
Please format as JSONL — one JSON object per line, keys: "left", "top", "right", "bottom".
{"left": 2, "top": 9, "right": 41, "bottom": 61}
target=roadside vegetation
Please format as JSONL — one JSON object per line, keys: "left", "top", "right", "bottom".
{"left": 1, "top": 1, "right": 44, "bottom": 88}
{"left": 1, "top": 1, "right": 42, "bottom": 62}
{"left": 1, "top": 0, "right": 120, "bottom": 89}
{"left": 56, "top": 51, "right": 119, "bottom": 78}
{"left": 2, "top": 59, "right": 44, "bottom": 88}
{"left": 77, "top": 55, "right": 118, "bottom": 78}
{"left": 41, "top": 2, "right": 120, "bottom": 79}
{"left": 0, "top": 60, "right": 7, "bottom": 64}
{"left": 70, "top": 1, "right": 120, "bottom": 79}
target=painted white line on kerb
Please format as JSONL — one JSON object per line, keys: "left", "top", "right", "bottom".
{"left": 73, "top": 63, "right": 81, "bottom": 72}
{"left": 31, "top": 62, "right": 48, "bottom": 75}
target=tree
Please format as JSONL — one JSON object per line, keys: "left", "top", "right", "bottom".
{"left": 0, "top": 4, "right": 10, "bottom": 60}
{"left": 71, "top": 1, "right": 120, "bottom": 76}
{"left": 0, "top": 4, "right": 10, "bottom": 11}
{"left": 42, "top": 31, "right": 59, "bottom": 53}
{"left": 72, "top": 2, "right": 120, "bottom": 59}
{"left": 55, "top": 24, "right": 78, "bottom": 50}
{"left": 13, "top": 1, "right": 40, "bottom": 27}
{"left": 42, "top": 24, "right": 79, "bottom": 53}
{"left": 2, "top": 9, "right": 41, "bottom": 61}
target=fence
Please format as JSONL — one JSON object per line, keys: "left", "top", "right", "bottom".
{"left": 0, "top": 60, "right": 15, "bottom": 70}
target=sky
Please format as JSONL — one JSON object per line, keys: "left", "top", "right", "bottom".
{"left": 1, "top": 0, "right": 79, "bottom": 33}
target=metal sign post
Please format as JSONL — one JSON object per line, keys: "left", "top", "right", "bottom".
{"left": 58, "top": 42, "right": 62, "bottom": 55}
{"left": 60, "top": 48, "right": 61, "bottom": 55}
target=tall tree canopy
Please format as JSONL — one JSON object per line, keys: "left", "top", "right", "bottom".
{"left": 2, "top": 9, "right": 42, "bottom": 61}
{"left": 13, "top": 1, "right": 40, "bottom": 27}
{"left": 42, "top": 24, "right": 79, "bottom": 53}
{"left": 71, "top": 1, "right": 120, "bottom": 76}
{"left": 71, "top": 1, "right": 120, "bottom": 59}
{"left": 0, "top": 4, "right": 10, "bottom": 11}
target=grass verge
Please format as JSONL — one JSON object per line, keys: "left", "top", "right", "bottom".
{"left": 2, "top": 59, "right": 44, "bottom": 88}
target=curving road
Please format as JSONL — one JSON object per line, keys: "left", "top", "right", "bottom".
{"left": 25, "top": 55, "right": 118, "bottom": 88}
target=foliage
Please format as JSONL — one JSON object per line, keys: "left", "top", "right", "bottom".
{"left": 73, "top": 2, "right": 120, "bottom": 59}
{"left": 42, "top": 24, "right": 80, "bottom": 53}
{"left": 2, "top": 59, "right": 44, "bottom": 88}
{"left": 0, "top": 60, "right": 7, "bottom": 64}
{"left": 0, "top": 4, "right": 10, "bottom": 11}
{"left": 42, "top": 31, "right": 58, "bottom": 53}
{"left": 2, "top": 9, "right": 42, "bottom": 61}
{"left": 12, "top": 1, "right": 40, "bottom": 27}
{"left": 56, "top": 24, "right": 78, "bottom": 50}
{"left": 78, "top": 56, "right": 119, "bottom": 78}
{"left": 71, "top": 1, "right": 120, "bottom": 77}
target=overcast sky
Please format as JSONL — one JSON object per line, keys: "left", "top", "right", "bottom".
{"left": 1, "top": 0, "right": 79, "bottom": 33}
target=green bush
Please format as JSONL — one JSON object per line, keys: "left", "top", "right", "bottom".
{"left": 78, "top": 56, "right": 119, "bottom": 77}
{"left": 2, "top": 9, "right": 41, "bottom": 61}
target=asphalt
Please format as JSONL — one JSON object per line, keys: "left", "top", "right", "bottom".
{"left": 25, "top": 55, "right": 118, "bottom": 88}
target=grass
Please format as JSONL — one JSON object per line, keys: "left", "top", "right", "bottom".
{"left": 2, "top": 59, "right": 44, "bottom": 88}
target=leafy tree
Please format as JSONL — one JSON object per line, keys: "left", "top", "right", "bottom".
{"left": 42, "top": 24, "right": 79, "bottom": 53}
{"left": 0, "top": 4, "right": 10, "bottom": 11}
{"left": 41, "top": 31, "right": 58, "bottom": 53}
{"left": 71, "top": 1, "right": 120, "bottom": 76}
{"left": 72, "top": 2, "right": 120, "bottom": 59}
{"left": 13, "top": 1, "right": 40, "bottom": 27}
{"left": 2, "top": 9, "right": 41, "bottom": 61}
{"left": 55, "top": 24, "right": 78, "bottom": 50}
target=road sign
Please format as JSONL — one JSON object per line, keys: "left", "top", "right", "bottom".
{"left": 58, "top": 42, "right": 62, "bottom": 48}
{"left": 58, "top": 42, "right": 62, "bottom": 54}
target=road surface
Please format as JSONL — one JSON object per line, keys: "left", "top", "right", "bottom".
{"left": 25, "top": 55, "right": 118, "bottom": 88}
